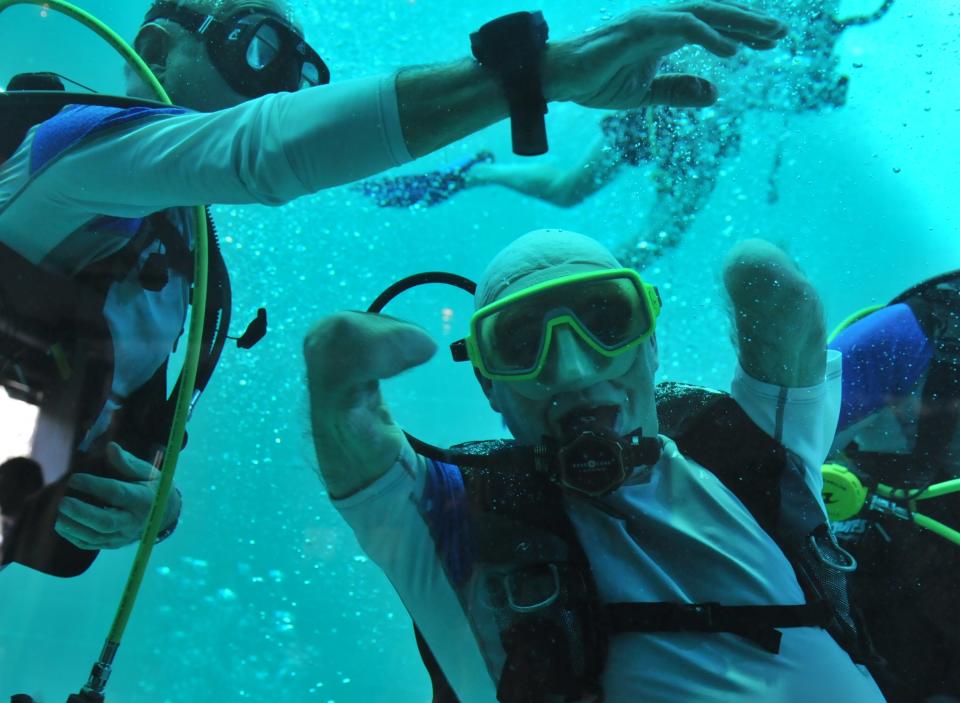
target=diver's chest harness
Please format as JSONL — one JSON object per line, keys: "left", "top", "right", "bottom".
{"left": 1, "top": 76, "right": 217, "bottom": 442}
{"left": 412, "top": 383, "right": 868, "bottom": 703}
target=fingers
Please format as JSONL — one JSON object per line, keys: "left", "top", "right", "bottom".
{"left": 56, "top": 497, "right": 140, "bottom": 549}
{"left": 56, "top": 446, "right": 171, "bottom": 550}
{"left": 105, "top": 442, "right": 158, "bottom": 482}
{"left": 679, "top": 1, "right": 787, "bottom": 40}
{"left": 715, "top": 28, "right": 780, "bottom": 51}
{"left": 66, "top": 471, "right": 152, "bottom": 509}
{"left": 661, "top": 3, "right": 785, "bottom": 58}
{"left": 646, "top": 73, "right": 718, "bottom": 107}
{"left": 667, "top": 13, "right": 739, "bottom": 58}
{"left": 304, "top": 311, "right": 437, "bottom": 391}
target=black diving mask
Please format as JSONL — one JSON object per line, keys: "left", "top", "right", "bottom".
{"left": 143, "top": 1, "right": 330, "bottom": 97}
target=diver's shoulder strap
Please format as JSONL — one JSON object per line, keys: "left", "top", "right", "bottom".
{"left": 414, "top": 625, "right": 460, "bottom": 703}
{"left": 1, "top": 77, "right": 174, "bottom": 163}
{"left": 656, "top": 382, "right": 786, "bottom": 534}
{"left": 417, "top": 447, "right": 608, "bottom": 703}
{"left": 655, "top": 381, "right": 876, "bottom": 663}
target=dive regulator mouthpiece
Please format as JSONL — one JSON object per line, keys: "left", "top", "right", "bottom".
{"left": 470, "top": 11, "right": 549, "bottom": 156}
{"left": 821, "top": 462, "right": 869, "bottom": 522}
{"left": 555, "top": 431, "right": 661, "bottom": 498}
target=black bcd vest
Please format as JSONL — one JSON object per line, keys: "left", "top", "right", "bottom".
{"left": 0, "top": 77, "right": 236, "bottom": 576}
{"left": 415, "top": 381, "right": 874, "bottom": 703}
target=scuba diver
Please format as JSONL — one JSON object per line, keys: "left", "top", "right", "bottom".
{"left": 306, "top": 229, "right": 884, "bottom": 702}
{"left": 0, "top": 0, "right": 785, "bottom": 578}
{"left": 823, "top": 270, "right": 960, "bottom": 703}
{"left": 355, "top": 0, "right": 897, "bottom": 271}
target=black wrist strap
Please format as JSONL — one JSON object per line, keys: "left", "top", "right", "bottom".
{"left": 471, "top": 11, "right": 549, "bottom": 156}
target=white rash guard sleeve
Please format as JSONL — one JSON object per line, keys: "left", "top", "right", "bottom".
{"left": 332, "top": 441, "right": 498, "bottom": 703}
{"left": 0, "top": 74, "right": 411, "bottom": 235}
{"left": 730, "top": 349, "right": 843, "bottom": 506}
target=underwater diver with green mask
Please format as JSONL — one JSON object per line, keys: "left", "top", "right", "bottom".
{"left": 821, "top": 271, "right": 960, "bottom": 703}
{"left": 305, "top": 230, "right": 885, "bottom": 702}
{"left": 1, "top": 0, "right": 790, "bottom": 577}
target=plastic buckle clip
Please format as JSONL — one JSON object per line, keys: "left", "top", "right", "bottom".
{"left": 504, "top": 563, "right": 561, "bottom": 613}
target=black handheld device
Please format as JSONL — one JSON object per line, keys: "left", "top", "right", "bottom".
{"left": 470, "top": 11, "right": 550, "bottom": 156}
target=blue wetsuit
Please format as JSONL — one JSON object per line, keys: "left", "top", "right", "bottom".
{"left": 828, "top": 303, "right": 933, "bottom": 432}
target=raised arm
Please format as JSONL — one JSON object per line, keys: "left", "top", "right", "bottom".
{"left": 399, "top": 2, "right": 786, "bottom": 157}
{"left": 0, "top": 3, "right": 786, "bottom": 232}
{"left": 303, "top": 312, "right": 436, "bottom": 498}
{"left": 723, "top": 239, "right": 826, "bottom": 388}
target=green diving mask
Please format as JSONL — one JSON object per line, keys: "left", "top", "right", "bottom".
{"left": 451, "top": 268, "right": 662, "bottom": 382}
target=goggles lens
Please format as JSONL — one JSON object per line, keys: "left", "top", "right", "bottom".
{"left": 299, "top": 61, "right": 322, "bottom": 89}
{"left": 233, "top": 15, "right": 330, "bottom": 94}
{"left": 468, "top": 270, "right": 660, "bottom": 380}
{"left": 246, "top": 23, "right": 281, "bottom": 70}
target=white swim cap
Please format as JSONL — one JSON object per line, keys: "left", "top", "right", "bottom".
{"left": 475, "top": 229, "right": 622, "bottom": 309}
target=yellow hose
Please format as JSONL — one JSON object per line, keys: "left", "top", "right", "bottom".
{"left": 878, "top": 478, "right": 960, "bottom": 502}
{"left": 827, "top": 304, "right": 885, "bottom": 343}
{"left": 0, "top": 0, "right": 209, "bottom": 683}
{"left": 874, "top": 479, "right": 960, "bottom": 547}
{"left": 912, "top": 513, "right": 960, "bottom": 547}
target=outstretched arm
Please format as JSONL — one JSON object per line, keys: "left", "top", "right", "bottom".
{"left": 723, "top": 240, "right": 826, "bottom": 388}
{"left": 398, "top": 2, "right": 785, "bottom": 157}
{"left": 2, "top": 2, "right": 786, "bottom": 230}
{"left": 304, "top": 312, "right": 436, "bottom": 498}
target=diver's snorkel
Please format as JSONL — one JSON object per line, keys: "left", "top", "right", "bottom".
{"left": 822, "top": 462, "right": 960, "bottom": 547}
{"left": 367, "top": 273, "right": 661, "bottom": 497}
{"left": 0, "top": 1, "right": 209, "bottom": 701}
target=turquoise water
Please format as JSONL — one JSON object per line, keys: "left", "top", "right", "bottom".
{"left": 1, "top": 0, "right": 959, "bottom": 700}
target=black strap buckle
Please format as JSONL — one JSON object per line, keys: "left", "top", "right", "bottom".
{"left": 503, "top": 563, "right": 561, "bottom": 613}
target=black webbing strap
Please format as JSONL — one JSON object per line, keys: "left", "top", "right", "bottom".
{"left": 606, "top": 600, "right": 832, "bottom": 654}
{"left": 77, "top": 212, "right": 193, "bottom": 295}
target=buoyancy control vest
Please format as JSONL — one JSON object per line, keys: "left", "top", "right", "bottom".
{"left": 0, "top": 75, "right": 263, "bottom": 576}
{"left": 415, "top": 381, "right": 872, "bottom": 703}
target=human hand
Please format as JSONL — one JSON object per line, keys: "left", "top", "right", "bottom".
{"left": 56, "top": 442, "right": 181, "bottom": 550}
{"left": 544, "top": 2, "right": 787, "bottom": 109}
{"left": 304, "top": 311, "right": 436, "bottom": 498}
{"left": 722, "top": 239, "right": 826, "bottom": 388}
